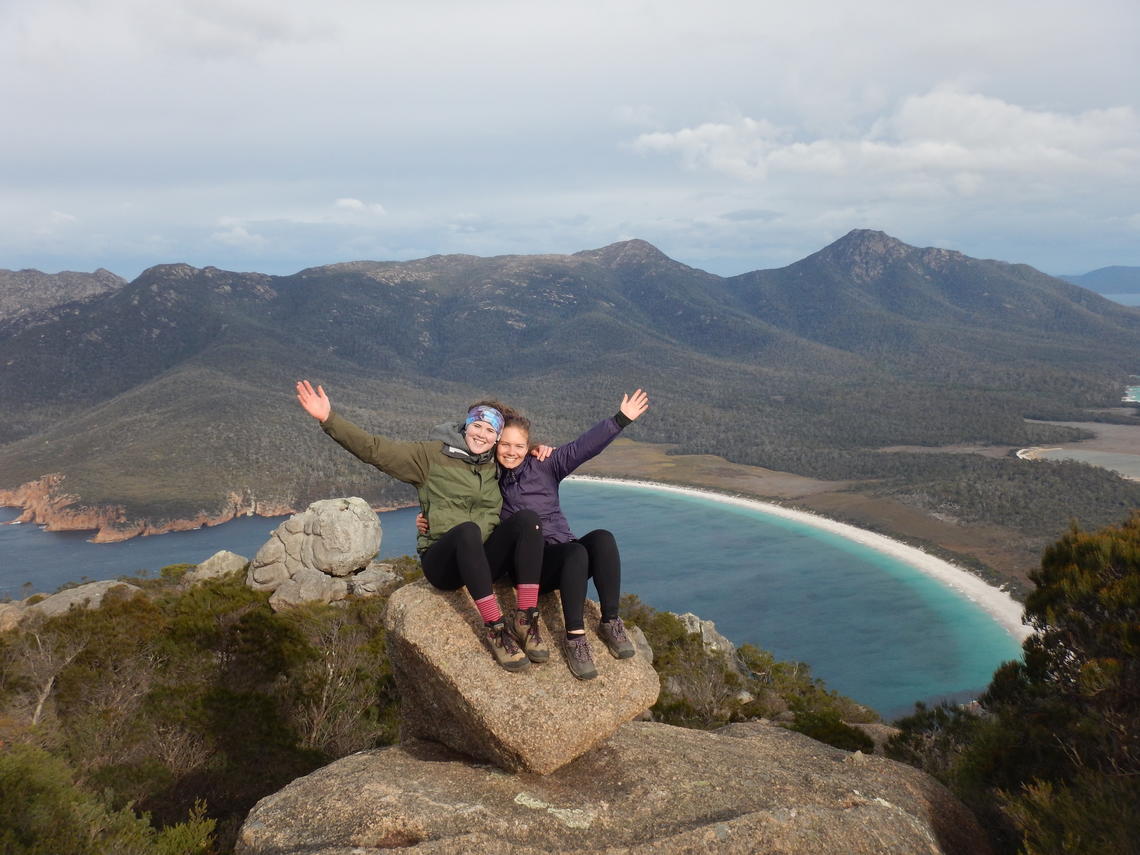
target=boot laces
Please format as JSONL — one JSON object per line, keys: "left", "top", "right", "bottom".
{"left": 492, "top": 623, "right": 521, "bottom": 654}
{"left": 605, "top": 617, "right": 629, "bottom": 641}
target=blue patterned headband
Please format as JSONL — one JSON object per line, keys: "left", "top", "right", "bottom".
{"left": 465, "top": 405, "right": 504, "bottom": 436}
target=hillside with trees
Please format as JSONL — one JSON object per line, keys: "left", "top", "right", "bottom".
{"left": 0, "top": 230, "right": 1138, "bottom": 568}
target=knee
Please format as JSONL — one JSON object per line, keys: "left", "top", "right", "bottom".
{"left": 584, "top": 529, "right": 618, "bottom": 553}
{"left": 451, "top": 521, "right": 483, "bottom": 547}
{"left": 592, "top": 529, "right": 616, "bottom": 548}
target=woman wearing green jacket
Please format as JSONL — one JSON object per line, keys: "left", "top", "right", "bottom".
{"left": 295, "top": 380, "right": 545, "bottom": 671}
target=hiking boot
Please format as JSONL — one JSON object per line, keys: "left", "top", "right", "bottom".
{"left": 486, "top": 620, "right": 529, "bottom": 672}
{"left": 565, "top": 633, "right": 597, "bottom": 680}
{"left": 597, "top": 617, "right": 635, "bottom": 659}
{"left": 511, "top": 608, "right": 550, "bottom": 663}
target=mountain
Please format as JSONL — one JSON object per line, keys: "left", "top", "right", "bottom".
{"left": 1, "top": 230, "right": 1138, "bottom": 551}
{"left": 0, "top": 267, "right": 126, "bottom": 323}
{"left": 1060, "top": 266, "right": 1140, "bottom": 295}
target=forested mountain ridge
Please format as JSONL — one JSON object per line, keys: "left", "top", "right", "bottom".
{"left": 1, "top": 230, "right": 1137, "bottom": 558}
{"left": 0, "top": 267, "right": 126, "bottom": 323}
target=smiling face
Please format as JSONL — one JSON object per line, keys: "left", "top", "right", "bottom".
{"left": 496, "top": 424, "right": 530, "bottom": 469}
{"left": 463, "top": 419, "right": 499, "bottom": 455}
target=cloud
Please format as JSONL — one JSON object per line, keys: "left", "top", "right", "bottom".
{"left": 720, "top": 209, "right": 781, "bottom": 222}
{"left": 210, "top": 223, "right": 268, "bottom": 249}
{"left": 335, "top": 198, "right": 386, "bottom": 215}
{"left": 633, "top": 89, "right": 1140, "bottom": 199}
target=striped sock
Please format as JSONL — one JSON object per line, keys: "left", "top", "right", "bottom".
{"left": 516, "top": 584, "right": 539, "bottom": 611}
{"left": 474, "top": 595, "right": 502, "bottom": 625}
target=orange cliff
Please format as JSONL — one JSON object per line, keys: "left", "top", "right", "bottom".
{"left": 0, "top": 474, "right": 297, "bottom": 542}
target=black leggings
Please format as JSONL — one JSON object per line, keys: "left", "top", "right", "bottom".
{"left": 538, "top": 528, "right": 621, "bottom": 632}
{"left": 420, "top": 509, "right": 543, "bottom": 602}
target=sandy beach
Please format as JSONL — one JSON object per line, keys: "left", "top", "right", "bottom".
{"left": 570, "top": 475, "right": 1032, "bottom": 643}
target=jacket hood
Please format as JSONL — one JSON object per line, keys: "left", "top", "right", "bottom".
{"left": 429, "top": 421, "right": 496, "bottom": 464}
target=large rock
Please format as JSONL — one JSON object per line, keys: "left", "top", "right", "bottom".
{"left": 677, "top": 611, "right": 739, "bottom": 658}
{"left": 246, "top": 498, "right": 381, "bottom": 609}
{"left": 236, "top": 720, "right": 992, "bottom": 855}
{"left": 0, "top": 602, "right": 26, "bottom": 632}
{"left": 385, "top": 579, "right": 659, "bottom": 774}
{"left": 348, "top": 560, "right": 401, "bottom": 597}
{"left": 185, "top": 549, "right": 248, "bottom": 584}
{"left": 26, "top": 580, "right": 142, "bottom": 619}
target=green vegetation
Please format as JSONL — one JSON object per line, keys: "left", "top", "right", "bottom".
{"left": 2, "top": 558, "right": 874, "bottom": 852}
{"left": 619, "top": 594, "right": 876, "bottom": 750}
{"left": 886, "top": 512, "right": 1140, "bottom": 854}
{"left": 0, "top": 562, "right": 417, "bottom": 852}
{"left": 0, "top": 744, "right": 213, "bottom": 855}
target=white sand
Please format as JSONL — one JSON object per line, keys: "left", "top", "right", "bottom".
{"left": 569, "top": 475, "right": 1031, "bottom": 642}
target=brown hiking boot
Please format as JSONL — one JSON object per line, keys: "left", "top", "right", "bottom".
{"left": 486, "top": 620, "right": 528, "bottom": 672}
{"left": 565, "top": 633, "right": 597, "bottom": 680}
{"left": 598, "top": 617, "right": 635, "bottom": 659}
{"left": 511, "top": 608, "right": 550, "bottom": 663}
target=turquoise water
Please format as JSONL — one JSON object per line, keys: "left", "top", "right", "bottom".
{"left": 558, "top": 480, "right": 1022, "bottom": 717}
{"left": 0, "top": 482, "right": 1024, "bottom": 717}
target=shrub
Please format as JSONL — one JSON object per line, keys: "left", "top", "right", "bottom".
{"left": 0, "top": 743, "right": 214, "bottom": 855}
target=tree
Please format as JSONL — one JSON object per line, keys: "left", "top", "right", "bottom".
{"left": 889, "top": 511, "right": 1140, "bottom": 854}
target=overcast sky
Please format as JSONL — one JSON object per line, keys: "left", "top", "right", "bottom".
{"left": 3, "top": 0, "right": 1138, "bottom": 280}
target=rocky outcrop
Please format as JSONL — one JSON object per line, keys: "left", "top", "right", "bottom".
{"left": 185, "top": 549, "right": 249, "bottom": 584}
{"left": 246, "top": 498, "right": 382, "bottom": 610}
{"left": 678, "top": 611, "right": 739, "bottom": 658}
{"left": 347, "top": 560, "right": 401, "bottom": 597}
{"left": 25, "top": 580, "right": 142, "bottom": 620}
{"left": 0, "top": 602, "right": 26, "bottom": 632}
{"left": 0, "top": 475, "right": 296, "bottom": 542}
{"left": 385, "top": 579, "right": 660, "bottom": 774}
{"left": 236, "top": 719, "right": 991, "bottom": 855}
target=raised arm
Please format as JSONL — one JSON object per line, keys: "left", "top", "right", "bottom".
{"left": 619, "top": 388, "right": 649, "bottom": 422}
{"left": 548, "top": 388, "right": 650, "bottom": 480}
{"left": 295, "top": 380, "right": 430, "bottom": 485}
{"left": 296, "top": 380, "right": 331, "bottom": 422}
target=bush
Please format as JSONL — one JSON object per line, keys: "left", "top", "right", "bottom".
{"left": 0, "top": 742, "right": 214, "bottom": 855}
{"left": 789, "top": 710, "right": 874, "bottom": 753}
{"left": 620, "top": 594, "right": 878, "bottom": 745}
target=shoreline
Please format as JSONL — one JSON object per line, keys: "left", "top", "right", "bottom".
{"left": 569, "top": 474, "right": 1031, "bottom": 643}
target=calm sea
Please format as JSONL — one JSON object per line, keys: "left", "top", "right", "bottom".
{"left": 0, "top": 480, "right": 1024, "bottom": 718}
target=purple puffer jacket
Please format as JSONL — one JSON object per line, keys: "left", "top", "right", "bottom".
{"left": 498, "top": 414, "right": 630, "bottom": 543}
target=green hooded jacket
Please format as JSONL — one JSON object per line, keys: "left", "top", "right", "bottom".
{"left": 320, "top": 411, "right": 501, "bottom": 555}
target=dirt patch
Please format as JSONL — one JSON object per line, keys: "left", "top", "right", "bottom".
{"left": 877, "top": 443, "right": 1017, "bottom": 459}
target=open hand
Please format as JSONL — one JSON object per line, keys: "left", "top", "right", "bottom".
{"left": 296, "top": 380, "right": 331, "bottom": 422}
{"left": 620, "top": 388, "right": 649, "bottom": 422}
{"left": 530, "top": 444, "right": 555, "bottom": 461}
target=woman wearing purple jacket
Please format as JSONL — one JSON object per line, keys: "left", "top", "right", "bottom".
{"left": 496, "top": 389, "right": 649, "bottom": 680}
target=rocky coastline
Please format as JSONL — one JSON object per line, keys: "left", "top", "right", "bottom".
{"left": 0, "top": 474, "right": 299, "bottom": 542}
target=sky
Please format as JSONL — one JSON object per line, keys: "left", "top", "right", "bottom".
{"left": 3, "top": 0, "right": 1139, "bottom": 281}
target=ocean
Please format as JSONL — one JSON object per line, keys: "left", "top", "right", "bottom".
{"left": 0, "top": 479, "right": 1024, "bottom": 718}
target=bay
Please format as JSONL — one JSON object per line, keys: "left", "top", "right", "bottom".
{"left": 0, "top": 481, "right": 1024, "bottom": 717}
